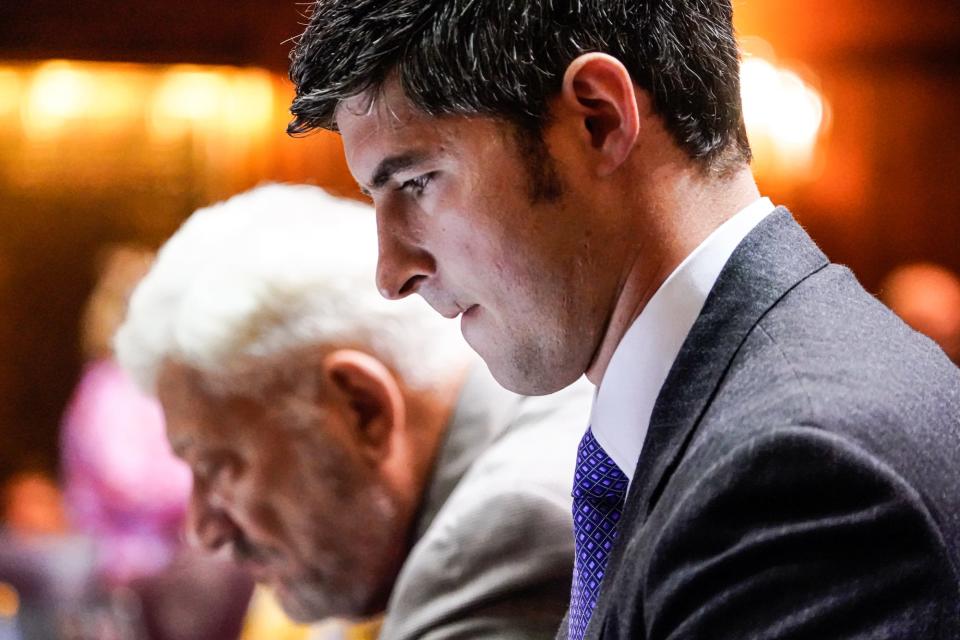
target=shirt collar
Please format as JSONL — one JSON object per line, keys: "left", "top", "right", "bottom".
{"left": 589, "top": 197, "right": 776, "bottom": 483}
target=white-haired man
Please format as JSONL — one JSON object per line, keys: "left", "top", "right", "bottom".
{"left": 115, "top": 184, "right": 590, "bottom": 639}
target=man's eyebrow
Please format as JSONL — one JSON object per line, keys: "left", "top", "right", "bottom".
{"left": 366, "top": 151, "right": 429, "bottom": 193}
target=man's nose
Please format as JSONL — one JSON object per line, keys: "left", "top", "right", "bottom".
{"left": 375, "top": 221, "right": 435, "bottom": 301}
{"left": 187, "top": 492, "right": 240, "bottom": 554}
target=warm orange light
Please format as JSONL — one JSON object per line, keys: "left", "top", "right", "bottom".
{"left": 23, "top": 60, "right": 95, "bottom": 136}
{"left": 2, "top": 60, "right": 283, "bottom": 145}
{"left": 0, "top": 68, "right": 21, "bottom": 118}
{"left": 0, "top": 582, "right": 19, "bottom": 618}
{"left": 87, "top": 67, "right": 148, "bottom": 126}
{"left": 0, "top": 60, "right": 300, "bottom": 195}
{"left": 149, "top": 66, "right": 275, "bottom": 140}
{"left": 740, "top": 52, "right": 826, "bottom": 178}
{"left": 154, "top": 67, "right": 227, "bottom": 120}
{"left": 20, "top": 62, "right": 152, "bottom": 137}
{"left": 149, "top": 67, "right": 226, "bottom": 139}
{"left": 224, "top": 71, "right": 275, "bottom": 135}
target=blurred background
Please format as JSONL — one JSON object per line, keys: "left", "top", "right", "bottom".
{"left": 0, "top": 0, "right": 959, "bottom": 637}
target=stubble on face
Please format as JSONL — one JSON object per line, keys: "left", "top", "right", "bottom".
{"left": 239, "top": 378, "right": 412, "bottom": 622}
{"left": 269, "top": 466, "right": 402, "bottom": 622}
{"left": 158, "top": 361, "right": 409, "bottom": 622}
{"left": 337, "top": 85, "right": 612, "bottom": 395}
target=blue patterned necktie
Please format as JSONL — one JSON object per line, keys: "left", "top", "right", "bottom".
{"left": 569, "top": 427, "right": 629, "bottom": 640}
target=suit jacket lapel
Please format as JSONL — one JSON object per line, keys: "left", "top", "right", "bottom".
{"left": 586, "top": 208, "right": 829, "bottom": 638}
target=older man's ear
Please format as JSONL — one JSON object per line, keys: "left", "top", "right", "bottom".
{"left": 322, "top": 348, "right": 406, "bottom": 464}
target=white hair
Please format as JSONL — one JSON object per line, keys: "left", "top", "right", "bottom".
{"left": 115, "top": 183, "right": 469, "bottom": 393}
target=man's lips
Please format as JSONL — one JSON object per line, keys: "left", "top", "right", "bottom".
{"left": 435, "top": 303, "right": 476, "bottom": 319}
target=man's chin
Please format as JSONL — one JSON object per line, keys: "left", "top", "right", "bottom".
{"left": 273, "top": 579, "right": 327, "bottom": 623}
{"left": 460, "top": 324, "right": 520, "bottom": 390}
{"left": 480, "top": 344, "right": 581, "bottom": 396}
{"left": 273, "top": 577, "right": 369, "bottom": 624}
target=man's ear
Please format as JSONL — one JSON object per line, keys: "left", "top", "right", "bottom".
{"left": 322, "top": 349, "right": 406, "bottom": 462}
{"left": 560, "top": 52, "right": 642, "bottom": 176}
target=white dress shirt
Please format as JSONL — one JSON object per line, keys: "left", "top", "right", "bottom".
{"left": 589, "top": 197, "right": 776, "bottom": 484}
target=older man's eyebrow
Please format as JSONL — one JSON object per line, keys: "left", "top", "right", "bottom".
{"left": 367, "top": 151, "right": 430, "bottom": 192}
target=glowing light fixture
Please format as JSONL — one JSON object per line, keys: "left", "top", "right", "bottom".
{"left": 224, "top": 71, "right": 275, "bottom": 135}
{"left": 23, "top": 60, "right": 96, "bottom": 136}
{"left": 149, "top": 65, "right": 276, "bottom": 139}
{"left": 6, "top": 62, "right": 148, "bottom": 136}
{"left": 0, "top": 68, "right": 21, "bottom": 118}
{"left": 153, "top": 67, "right": 228, "bottom": 122}
{"left": 740, "top": 54, "right": 826, "bottom": 178}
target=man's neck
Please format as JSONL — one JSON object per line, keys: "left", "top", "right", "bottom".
{"left": 585, "top": 167, "right": 760, "bottom": 385}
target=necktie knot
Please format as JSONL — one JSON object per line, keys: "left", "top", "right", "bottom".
{"left": 573, "top": 433, "right": 629, "bottom": 503}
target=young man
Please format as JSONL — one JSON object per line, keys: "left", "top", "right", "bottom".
{"left": 287, "top": 2, "right": 960, "bottom": 638}
{"left": 115, "top": 184, "right": 591, "bottom": 639}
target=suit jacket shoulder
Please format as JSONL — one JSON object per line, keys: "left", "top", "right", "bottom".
{"left": 587, "top": 209, "right": 960, "bottom": 639}
{"left": 382, "top": 374, "right": 592, "bottom": 640}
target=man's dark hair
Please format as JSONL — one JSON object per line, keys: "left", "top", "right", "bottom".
{"left": 288, "top": 0, "right": 752, "bottom": 171}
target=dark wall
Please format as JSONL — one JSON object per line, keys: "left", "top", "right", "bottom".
{"left": 0, "top": 1, "right": 300, "bottom": 71}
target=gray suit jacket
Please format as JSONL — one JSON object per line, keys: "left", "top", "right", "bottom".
{"left": 381, "top": 365, "right": 591, "bottom": 640}
{"left": 561, "top": 208, "right": 960, "bottom": 639}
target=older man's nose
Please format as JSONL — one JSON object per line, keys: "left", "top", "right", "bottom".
{"left": 375, "top": 231, "right": 435, "bottom": 301}
{"left": 187, "top": 497, "right": 240, "bottom": 554}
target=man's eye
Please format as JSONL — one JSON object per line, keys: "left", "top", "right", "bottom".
{"left": 398, "top": 173, "right": 434, "bottom": 195}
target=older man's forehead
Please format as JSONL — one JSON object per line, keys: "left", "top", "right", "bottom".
{"left": 156, "top": 361, "right": 247, "bottom": 437}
